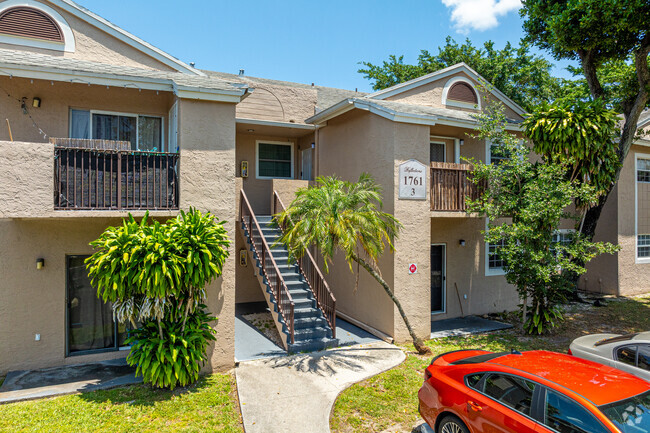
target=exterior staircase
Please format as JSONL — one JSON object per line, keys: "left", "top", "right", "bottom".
{"left": 239, "top": 190, "right": 338, "bottom": 354}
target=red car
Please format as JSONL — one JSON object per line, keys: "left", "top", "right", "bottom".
{"left": 418, "top": 349, "right": 650, "bottom": 433}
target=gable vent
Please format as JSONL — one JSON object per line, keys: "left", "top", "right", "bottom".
{"left": 0, "top": 7, "right": 63, "bottom": 42}
{"left": 448, "top": 82, "right": 478, "bottom": 105}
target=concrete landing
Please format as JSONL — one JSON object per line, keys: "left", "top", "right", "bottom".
{"left": 235, "top": 302, "right": 381, "bottom": 363}
{"left": 0, "top": 358, "right": 140, "bottom": 404}
{"left": 236, "top": 341, "right": 405, "bottom": 433}
{"left": 430, "top": 315, "right": 512, "bottom": 339}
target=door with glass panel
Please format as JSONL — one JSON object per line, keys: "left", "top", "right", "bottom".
{"left": 431, "top": 244, "right": 445, "bottom": 313}
{"left": 66, "top": 255, "right": 129, "bottom": 355}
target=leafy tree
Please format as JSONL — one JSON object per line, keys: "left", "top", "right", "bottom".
{"left": 276, "top": 174, "right": 432, "bottom": 354}
{"left": 86, "top": 208, "right": 231, "bottom": 389}
{"left": 466, "top": 103, "right": 618, "bottom": 334}
{"left": 358, "top": 37, "right": 560, "bottom": 111}
{"left": 522, "top": 100, "right": 621, "bottom": 202}
{"left": 521, "top": 0, "right": 650, "bottom": 240}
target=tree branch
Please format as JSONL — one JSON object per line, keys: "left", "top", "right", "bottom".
{"left": 578, "top": 49, "right": 605, "bottom": 100}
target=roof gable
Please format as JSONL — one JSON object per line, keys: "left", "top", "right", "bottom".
{"left": 366, "top": 63, "right": 526, "bottom": 117}
{"left": 44, "top": 0, "right": 201, "bottom": 75}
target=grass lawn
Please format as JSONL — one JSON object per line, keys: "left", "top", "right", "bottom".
{"left": 0, "top": 373, "right": 243, "bottom": 433}
{"left": 330, "top": 293, "right": 650, "bottom": 433}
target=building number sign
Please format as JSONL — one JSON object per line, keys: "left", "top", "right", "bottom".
{"left": 398, "top": 159, "right": 427, "bottom": 200}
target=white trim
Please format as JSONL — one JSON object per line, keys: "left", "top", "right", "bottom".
{"left": 236, "top": 118, "right": 315, "bottom": 130}
{"left": 70, "top": 108, "right": 166, "bottom": 152}
{"left": 51, "top": 0, "right": 201, "bottom": 75}
{"left": 485, "top": 219, "right": 506, "bottom": 276}
{"left": 0, "top": 0, "right": 75, "bottom": 52}
{"left": 306, "top": 98, "right": 521, "bottom": 131}
{"left": 441, "top": 76, "right": 481, "bottom": 110}
{"left": 255, "top": 140, "right": 295, "bottom": 180}
{"left": 635, "top": 153, "right": 650, "bottom": 264}
{"left": 430, "top": 140, "right": 446, "bottom": 163}
{"left": 366, "top": 62, "right": 526, "bottom": 117}
{"left": 431, "top": 243, "right": 446, "bottom": 314}
{"left": 0, "top": 63, "right": 246, "bottom": 102}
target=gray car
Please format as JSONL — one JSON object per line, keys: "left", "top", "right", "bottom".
{"left": 569, "top": 332, "right": 650, "bottom": 382}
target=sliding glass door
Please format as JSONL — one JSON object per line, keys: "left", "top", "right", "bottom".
{"left": 66, "top": 256, "right": 129, "bottom": 355}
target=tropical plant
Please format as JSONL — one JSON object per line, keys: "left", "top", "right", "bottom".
{"left": 86, "top": 208, "right": 230, "bottom": 388}
{"left": 275, "top": 174, "right": 432, "bottom": 354}
{"left": 466, "top": 103, "right": 619, "bottom": 334}
{"left": 126, "top": 305, "right": 216, "bottom": 389}
{"left": 521, "top": 0, "right": 650, "bottom": 241}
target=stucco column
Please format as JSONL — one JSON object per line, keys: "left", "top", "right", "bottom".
{"left": 391, "top": 123, "right": 432, "bottom": 342}
{"left": 178, "top": 98, "right": 237, "bottom": 371}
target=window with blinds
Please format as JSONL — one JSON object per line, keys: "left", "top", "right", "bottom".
{"left": 257, "top": 142, "right": 293, "bottom": 179}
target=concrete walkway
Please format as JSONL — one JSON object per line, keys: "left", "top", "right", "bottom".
{"left": 0, "top": 358, "right": 140, "bottom": 403}
{"left": 236, "top": 341, "right": 405, "bottom": 433}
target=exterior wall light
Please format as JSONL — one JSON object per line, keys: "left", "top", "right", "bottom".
{"left": 32, "top": 97, "right": 41, "bottom": 108}
{"left": 36, "top": 258, "right": 45, "bottom": 269}
{"left": 459, "top": 139, "right": 464, "bottom": 146}
{"left": 459, "top": 239, "right": 466, "bottom": 247}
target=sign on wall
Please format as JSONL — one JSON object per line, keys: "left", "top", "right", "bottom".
{"left": 398, "top": 159, "right": 427, "bottom": 200}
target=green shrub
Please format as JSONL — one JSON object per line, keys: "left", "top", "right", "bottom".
{"left": 127, "top": 306, "right": 216, "bottom": 390}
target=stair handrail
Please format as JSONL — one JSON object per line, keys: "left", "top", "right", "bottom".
{"left": 273, "top": 190, "right": 336, "bottom": 338}
{"left": 240, "top": 189, "right": 295, "bottom": 344}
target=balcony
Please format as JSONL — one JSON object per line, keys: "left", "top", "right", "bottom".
{"left": 430, "top": 162, "right": 482, "bottom": 212}
{"left": 53, "top": 139, "right": 179, "bottom": 210}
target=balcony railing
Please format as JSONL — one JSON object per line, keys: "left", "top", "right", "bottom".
{"left": 54, "top": 145, "right": 179, "bottom": 210}
{"left": 430, "top": 162, "right": 482, "bottom": 212}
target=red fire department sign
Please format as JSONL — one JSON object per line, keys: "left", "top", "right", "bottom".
{"left": 409, "top": 263, "right": 418, "bottom": 274}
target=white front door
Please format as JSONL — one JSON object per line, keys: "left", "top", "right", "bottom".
{"left": 301, "top": 147, "right": 313, "bottom": 180}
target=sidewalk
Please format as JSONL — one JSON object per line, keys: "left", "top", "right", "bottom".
{"left": 235, "top": 341, "right": 405, "bottom": 433}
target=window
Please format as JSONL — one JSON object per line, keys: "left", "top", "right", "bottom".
{"left": 448, "top": 82, "right": 478, "bottom": 105}
{"left": 430, "top": 142, "right": 446, "bottom": 163}
{"left": 639, "top": 345, "right": 650, "bottom": 371}
{"left": 617, "top": 345, "right": 637, "bottom": 367}
{"left": 551, "top": 230, "right": 574, "bottom": 259}
{"left": 638, "top": 158, "right": 650, "bottom": 183}
{"left": 465, "top": 373, "right": 485, "bottom": 389}
{"left": 256, "top": 141, "right": 294, "bottom": 179}
{"left": 601, "top": 391, "right": 650, "bottom": 433}
{"left": 544, "top": 389, "right": 609, "bottom": 433}
{"left": 639, "top": 235, "right": 650, "bottom": 258}
{"left": 488, "top": 239, "right": 506, "bottom": 272}
{"left": 483, "top": 374, "right": 535, "bottom": 416}
{"left": 488, "top": 140, "right": 511, "bottom": 165}
{"left": 69, "top": 109, "right": 164, "bottom": 151}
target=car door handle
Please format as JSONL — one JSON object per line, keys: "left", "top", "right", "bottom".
{"left": 467, "top": 401, "right": 483, "bottom": 412}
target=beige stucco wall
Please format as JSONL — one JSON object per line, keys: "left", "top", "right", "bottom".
{"left": 385, "top": 71, "right": 524, "bottom": 121}
{"left": 430, "top": 218, "right": 518, "bottom": 319}
{"left": 584, "top": 184, "right": 620, "bottom": 295}
{"left": 0, "top": 218, "right": 160, "bottom": 373}
{"left": 177, "top": 98, "right": 237, "bottom": 371}
{"left": 317, "top": 110, "right": 397, "bottom": 338}
{"left": 391, "top": 121, "right": 432, "bottom": 341}
{"left": 236, "top": 84, "right": 317, "bottom": 123}
{"left": 0, "top": 76, "right": 173, "bottom": 144}
{"left": 236, "top": 132, "right": 300, "bottom": 214}
{"left": 0, "top": 98, "right": 238, "bottom": 373}
{"left": 617, "top": 145, "right": 650, "bottom": 296}
{"left": 0, "top": 0, "right": 177, "bottom": 72}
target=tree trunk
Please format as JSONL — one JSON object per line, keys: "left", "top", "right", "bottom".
{"left": 351, "top": 252, "right": 432, "bottom": 355}
{"left": 157, "top": 317, "right": 163, "bottom": 340}
{"left": 181, "top": 296, "right": 193, "bottom": 333}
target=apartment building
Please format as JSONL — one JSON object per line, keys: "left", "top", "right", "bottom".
{"left": 0, "top": 0, "right": 647, "bottom": 374}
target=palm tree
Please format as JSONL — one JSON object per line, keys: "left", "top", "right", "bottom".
{"left": 276, "top": 173, "right": 432, "bottom": 355}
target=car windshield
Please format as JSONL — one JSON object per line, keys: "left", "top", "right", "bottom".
{"left": 600, "top": 391, "right": 650, "bottom": 433}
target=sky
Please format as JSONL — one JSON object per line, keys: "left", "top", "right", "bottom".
{"left": 75, "top": 0, "right": 575, "bottom": 92}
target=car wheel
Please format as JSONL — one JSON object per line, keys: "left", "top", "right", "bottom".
{"left": 438, "top": 415, "right": 470, "bottom": 433}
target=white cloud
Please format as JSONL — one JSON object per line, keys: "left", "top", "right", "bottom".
{"left": 442, "top": 0, "right": 522, "bottom": 33}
